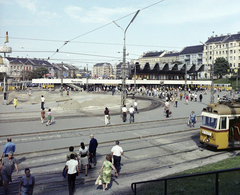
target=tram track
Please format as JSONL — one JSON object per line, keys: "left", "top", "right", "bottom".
{"left": 0, "top": 96, "right": 163, "bottom": 123}
{"left": 0, "top": 117, "right": 201, "bottom": 157}
{"left": 6, "top": 138, "right": 232, "bottom": 195}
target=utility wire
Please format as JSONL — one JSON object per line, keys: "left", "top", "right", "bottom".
{"left": 47, "top": 0, "right": 165, "bottom": 60}
{"left": 0, "top": 36, "right": 182, "bottom": 49}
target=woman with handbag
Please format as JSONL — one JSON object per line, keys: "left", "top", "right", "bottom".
{"left": 104, "top": 107, "right": 110, "bottom": 125}
{"left": 78, "top": 142, "right": 89, "bottom": 176}
{"left": 99, "top": 154, "right": 118, "bottom": 191}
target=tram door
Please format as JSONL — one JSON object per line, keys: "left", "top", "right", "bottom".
{"left": 229, "top": 117, "right": 240, "bottom": 141}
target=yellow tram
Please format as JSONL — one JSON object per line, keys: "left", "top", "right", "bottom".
{"left": 200, "top": 101, "right": 240, "bottom": 149}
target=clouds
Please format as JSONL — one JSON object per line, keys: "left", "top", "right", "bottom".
{"left": 64, "top": 6, "right": 137, "bottom": 23}
{"left": 15, "top": 0, "right": 37, "bottom": 12}
{"left": 143, "top": 0, "right": 240, "bottom": 25}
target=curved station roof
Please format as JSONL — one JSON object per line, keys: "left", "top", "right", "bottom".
{"left": 133, "top": 63, "right": 206, "bottom": 74}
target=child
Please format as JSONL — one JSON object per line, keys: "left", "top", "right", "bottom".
{"left": 14, "top": 97, "right": 18, "bottom": 109}
{"left": 46, "top": 109, "right": 52, "bottom": 126}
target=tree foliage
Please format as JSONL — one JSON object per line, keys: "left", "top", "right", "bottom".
{"left": 214, "top": 57, "right": 230, "bottom": 79}
{"left": 33, "top": 67, "right": 49, "bottom": 78}
{"left": 21, "top": 67, "right": 49, "bottom": 80}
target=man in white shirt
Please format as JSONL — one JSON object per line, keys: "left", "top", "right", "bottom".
{"left": 134, "top": 100, "right": 139, "bottom": 114}
{"left": 122, "top": 105, "right": 127, "bottom": 122}
{"left": 65, "top": 153, "right": 79, "bottom": 195}
{"left": 165, "top": 100, "right": 170, "bottom": 118}
{"left": 129, "top": 105, "right": 135, "bottom": 123}
{"left": 111, "top": 141, "right": 124, "bottom": 176}
{"left": 41, "top": 95, "right": 45, "bottom": 109}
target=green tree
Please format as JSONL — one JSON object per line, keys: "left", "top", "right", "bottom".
{"left": 214, "top": 57, "right": 230, "bottom": 79}
{"left": 0, "top": 73, "right": 4, "bottom": 81}
{"left": 33, "top": 67, "right": 49, "bottom": 78}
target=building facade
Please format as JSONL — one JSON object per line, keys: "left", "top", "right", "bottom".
{"left": 203, "top": 32, "right": 240, "bottom": 69}
{"left": 138, "top": 51, "right": 165, "bottom": 68}
{"left": 4, "top": 56, "right": 54, "bottom": 81}
{"left": 92, "top": 63, "right": 113, "bottom": 78}
{"left": 179, "top": 45, "right": 204, "bottom": 65}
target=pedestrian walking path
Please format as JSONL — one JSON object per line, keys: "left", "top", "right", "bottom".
{"left": 0, "top": 91, "right": 226, "bottom": 155}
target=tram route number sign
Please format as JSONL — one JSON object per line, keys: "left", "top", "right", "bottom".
{"left": 160, "top": 80, "right": 164, "bottom": 85}
{"left": 202, "top": 130, "right": 212, "bottom": 136}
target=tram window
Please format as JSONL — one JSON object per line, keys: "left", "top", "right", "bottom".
{"left": 219, "top": 117, "right": 227, "bottom": 129}
{"left": 202, "top": 116, "right": 217, "bottom": 128}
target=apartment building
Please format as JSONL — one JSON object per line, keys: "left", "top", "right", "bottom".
{"left": 138, "top": 51, "right": 165, "bottom": 68}
{"left": 179, "top": 45, "right": 204, "bottom": 65}
{"left": 203, "top": 32, "right": 240, "bottom": 69}
{"left": 160, "top": 52, "right": 179, "bottom": 64}
{"left": 92, "top": 63, "right": 113, "bottom": 78}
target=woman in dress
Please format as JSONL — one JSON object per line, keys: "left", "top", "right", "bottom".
{"left": 46, "top": 109, "right": 52, "bottom": 126}
{"left": 19, "top": 168, "right": 35, "bottom": 195}
{"left": 189, "top": 111, "right": 197, "bottom": 127}
{"left": 99, "top": 154, "right": 118, "bottom": 191}
{"left": 104, "top": 107, "right": 110, "bottom": 125}
{"left": 0, "top": 152, "right": 19, "bottom": 194}
{"left": 78, "top": 142, "right": 89, "bottom": 176}
{"left": 14, "top": 97, "right": 18, "bottom": 109}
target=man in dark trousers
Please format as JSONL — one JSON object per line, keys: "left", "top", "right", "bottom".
{"left": 89, "top": 134, "right": 98, "bottom": 166}
{"left": 111, "top": 141, "right": 124, "bottom": 176}
{"left": 199, "top": 92, "right": 203, "bottom": 102}
{"left": 65, "top": 154, "right": 79, "bottom": 195}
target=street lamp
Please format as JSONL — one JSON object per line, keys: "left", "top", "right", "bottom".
{"left": 86, "top": 64, "right": 89, "bottom": 92}
{"left": 113, "top": 10, "right": 140, "bottom": 113}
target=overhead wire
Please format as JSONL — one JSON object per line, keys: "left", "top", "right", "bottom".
{"left": 0, "top": 36, "right": 182, "bottom": 49}
{"left": 47, "top": 0, "right": 165, "bottom": 60}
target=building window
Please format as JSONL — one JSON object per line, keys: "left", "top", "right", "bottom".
{"left": 223, "top": 51, "right": 224, "bottom": 54}
{"left": 223, "top": 44, "right": 224, "bottom": 48}
{"left": 234, "top": 56, "right": 235, "bottom": 60}
{"left": 239, "top": 63, "right": 240, "bottom": 67}
{"left": 219, "top": 51, "right": 221, "bottom": 54}
{"left": 230, "top": 50, "right": 232, "bottom": 54}
{"left": 210, "top": 51, "right": 212, "bottom": 55}
{"left": 234, "top": 43, "right": 236, "bottom": 47}
{"left": 234, "top": 50, "right": 236, "bottom": 53}
{"left": 29, "top": 67, "right": 31, "bottom": 70}
{"left": 210, "top": 46, "right": 212, "bottom": 49}
{"left": 230, "top": 56, "right": 232, "bottom": 61}
{"left": 239, "top": 56, "right": 240, "bottom": 60}
{"left": 219, "top": 45, "right": 221, "bottom": 48}
{"left": 230, "top": 43, "right": 233, "bottom": 47}
{"left": 216, "top": 51, "right": 218, "bottom": 55}
{"left": 230, "top": 63, "right": 232, "bottom": 67}
{"left": 226, "top": 51, "right": 228, "bottom": 54}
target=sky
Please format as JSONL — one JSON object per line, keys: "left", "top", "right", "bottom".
{"left": 0, "top": 0, "right": 240, "bottom": 70}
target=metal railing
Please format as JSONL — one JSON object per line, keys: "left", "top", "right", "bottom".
{"left": 131, "top": 167, "right": 240, "bottom": 195}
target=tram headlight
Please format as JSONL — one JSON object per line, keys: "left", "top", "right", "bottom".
{"left": 206, "top": 138, "right": 210, "bottom": 142}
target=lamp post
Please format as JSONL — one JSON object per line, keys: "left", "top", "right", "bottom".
{"left": 86, "top": 64, "right": 88, "bottom": 92}
{"left": 134, "top": 64, "right": 136, "bottom": 94}
{"left": 61, "top": 62, "right": 63, "bottom": 97}
{"left": 113, "top": 10, "right": 140, "bottom": 113}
